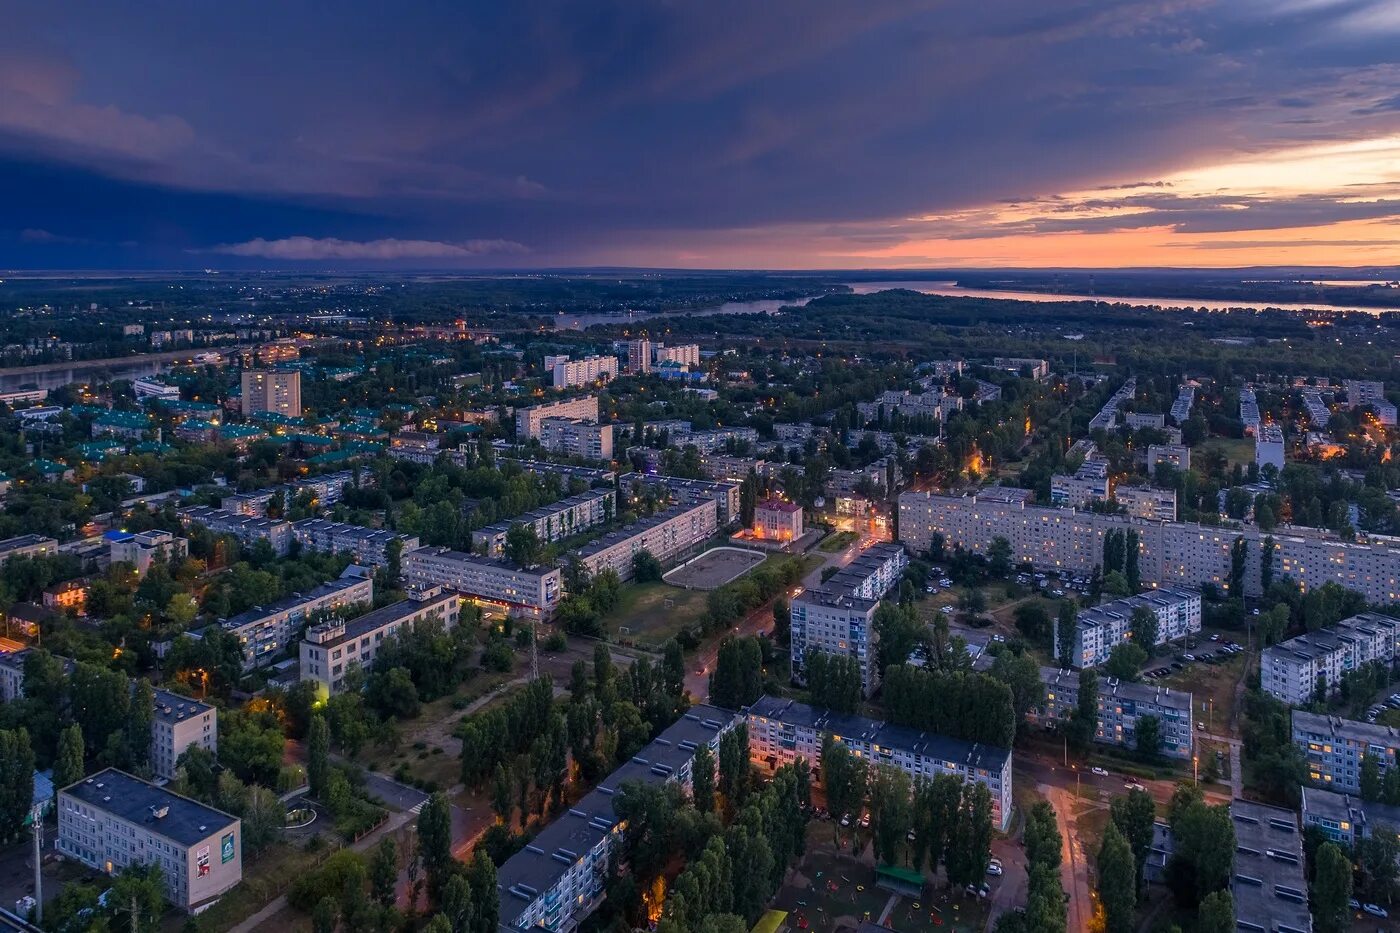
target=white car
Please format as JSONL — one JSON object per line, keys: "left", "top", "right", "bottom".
{"left": 1091, "top": 767, "right": 1109, "bottom": 776}
{"left": 1363, "top": 904, "right": 1388, "bottom": 918}
{"left": 1125, "top": 782, "right": 1146, "bottom": 792}
{"left": 940, "top": 606, "right": 955, "bottom": 614}
{"left": 987, "top": 859, "right": 1004, "bottom": 876}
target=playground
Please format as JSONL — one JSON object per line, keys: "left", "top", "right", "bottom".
{"left": 662, "top": 546, "right": 767, "bottom": 590}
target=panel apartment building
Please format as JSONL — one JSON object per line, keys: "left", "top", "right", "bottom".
{"left": 550, "top": 355, "right": 618, "bottom": 388}
{"left": 471, "top": 489, "right": 616, "bottom": 557}
{"left": 515, "top": 396, "right": 600, "bottom": 440}
{"left": 631, "top": 474, "right": 742, "bottom": 524}
{"left": 791, "top": 542, "right": 909, "bottom": 696}
{"left": 1294, "top": 709, "right": 1400, "bottom": 795}
{"left": 403, "top": 547, "right": 561, "bottom": 620}
{"left": 1033, "top": 668, "right": 1194, "bottom": 759}
{"left": 497, "top": 705, "right": 736, "bottom": 933}
{"left": 898, "top": 488, "right": 1400, "bottom": 603}
{"left": 0, "top": 533, "right": 59, "bottom": 565}
{"left": 108, "top": 529, "right": 189, "bottom": 577}
{"left": 151, "top": 689, "right": 218, "bottom": 783}
{"left": 217, "top": 571, "right": 375, "bottom": 670}
{"left": 57, "top": 769, "right": 242, "bottom": 912}
{"left": 179, "top": 506, "right": 293, "bottom": 557}
{"left": 538, "top": 418, "right": 613, "bottom": 460}
{"left": 240, "top": 368, "right": 301, "bottom": 418}
{"left": 1055, "top": 588, "right": 1202, "bottom": 669}
{"left": 290, "top": 518, "right": 419, "bottom": 568}
{"left": 300, "top": 589, "right": 461, "bottom": 697}
{"left": 1262, "top": 612, "right": 1400, "bottom": 705}
{"left": 746, "top": 695, "right": 1013, "bottom": 831}
{"left": 574, "top": 499, "right": 718, "bottom": 582}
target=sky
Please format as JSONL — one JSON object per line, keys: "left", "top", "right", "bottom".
{"left": 3, "top": 1, "right": 1400, "bottom": 271}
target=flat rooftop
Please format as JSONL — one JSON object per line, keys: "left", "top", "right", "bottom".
{"left": 573, "top": 500, "right": 714, "bottom": 560}
{"left": 1230, "top": 799, "right": 1310, "bottom": 933}
{"left": 62, "top": 768, "right": 237, "bottom": 847}
{"left": 1293, "top": 709, "right": 1400, "bottom": 747}
{"left": 220, "top": 574, "right": 369, "bottom": 631}
{"left": 151, "top": 688, "right": 214, "bottom": 725}
{"left": 747, "top": 695, "right": 1010, "bottom": 773}
{"left": 1077, "top": 588, "right": 1199, "bottom": 631}
{"left": 1040, "top": 667, "right": 1192, "bottom": 712}
{"left": 307, "top": 592, "right": 455, "bottom": 649}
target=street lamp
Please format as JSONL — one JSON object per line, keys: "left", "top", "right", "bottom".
{"left": 1193, "top": 755, "right": 1199, "bottom": 785}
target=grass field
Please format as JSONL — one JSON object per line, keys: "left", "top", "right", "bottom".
{"left": 605, "top": 581, "right": 711, "bottom": 647}
{"left": 1197, "top": 437, "right": 1255, "bottom": 469}
{"left": 818, "top": 530, "right": 858, "bottom": 553}
{"left": 198, "top": 841, "right": 327, "bottom": 931}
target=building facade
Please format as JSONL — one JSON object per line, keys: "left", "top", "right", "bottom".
{"left": 108, "top": 530, "right": 189, "bottom": 577}
{"left": 515, "top": 396, "right": 600, "bottom": 440}
{"left": 746, "top": 695, "right": 1013, "bottom": 831}
{"left": 301, "top": 589, "right": 461, "bottom": 697}
{"left": 1055, "top": 589, "right": 1202, "bottom": 669}
{"left": 791, "top": 543, "right": 908, "bottom": 696}
{"left": 290, "top": 518, "right": 419, "bottom": 568}
{"left": 56, "top": 769, "right": 242, "bottom": 912}
{"left": 754, "top": 499, "right": 804, "bottom": 542}
{"left": 1263, "top": 612, "right": 1400, "bottom": 705}
{"left": 403, "top": 548, "right": 561, "bottom": 619}
{"left": 218, "top": 572, "right": 375, "bottom": 669}
{"left": 574, "top": 499, "right": 718, "bottom": 582}
{"left": 471, "top": 489, "right": 615, "bottom": 557}
{"left": 538, "top": 418, "right": 613, "bottom": 460}
{"left": 151, "top": 689, "right": 218, "bottom": 782}
{"left": 1032, "top": 668, "right": 1193, "bottom": 759}
{"left": 551, "top": 355, "right": 619, "bottom": 389}
{"left": 240, "top": 369, "right": 302, "bottom": 418}
{"left": 497, "top": 706, "right": 736, "bottom": 933}
{"left": 1294, "top": 710, "right": 1400, "bottom": 796}
{"left": 178, "top": 506, "right": 293, "bottom": 557}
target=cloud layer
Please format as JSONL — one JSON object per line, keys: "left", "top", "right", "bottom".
{"left": 2, "top": 1, "right": 1400, "bottom": 267}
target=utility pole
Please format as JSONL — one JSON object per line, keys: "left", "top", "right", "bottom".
{"left": 31, "top": 815, "right": 42, "bottom": 924}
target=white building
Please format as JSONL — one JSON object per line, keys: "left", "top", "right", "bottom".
{"left": 301, "top": 589, "right": 461, "bottom": 697}
{"left": 754, "top": 499, "right": 804, "bottom": 542}
{"left": 1032, "top": 668, "right": 1193, "bottom": 759}
{"left": 1055, "top": 589, "right": 1202, "bottom": 668}
{"left": 1170, "top": 385, "right": 1196, "bottom": 425}
{"left": 1240, "top": 387, "right": 1262, "bottom": 436}
{"left": 471, "top": 489, "right": 615, "bottom": 557}
{"left": 218, "top": 571, "right": 375, "bottom": 670}
{"left": 57, "top": 769, "right": 242, "bottom": 912}
{"left": 538, "top": 418, "right": 613, "bottom": 460}
{"left": 574, "top": 499, "right": 718, "bottom": 581}
{"left": 497, "top": 706, "right": 736, "bottom": 933}
{"left": 791, "top": 543, "right": 908, "bottom": 695}
{"left": 1146, "top": 443, "right": 1191, "bottom": 476}
{"left": 1114, "top": 485, "right": 1177, "bottom": 522}
{"left": 403, "top": 548, "right": 561, "bottom": 620}
{"left": 746, "top": 695, "right": 1013, "bottom": 830}
{"left": 1256, "top": 424, "right": 1286, "bottom": 471}
{"left": 133, "top": 377, "right": 181, "bottom": 401}
{"left": 551, "top": 355, "right": 618, "bottom": 389}
{"left": 515, "top": 396, "right": 600, "bottom": 440}
{"left": 1294, "top": 710, "right": 1400, "bottom": 796}
{"left": 290, "top": 519, "right": 418, "bottom": 568}
{"left": 1262, "top": 612, "right": 1400, "bottom": 705}
{"left": 151, "top": 689, "right": 218, "bottom": 782}
{"left": 652, "top": 343, "right": 701, "bottom": 369}
{"left": 108, "top": 530, "right": 189, "bottom": 577}
{"left": 1050, "top": 457, "right": 1109, "bottom": 509}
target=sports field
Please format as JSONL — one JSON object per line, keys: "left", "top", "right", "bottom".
{"left": 663, "top": 546, "right": 766, "bottom": 590}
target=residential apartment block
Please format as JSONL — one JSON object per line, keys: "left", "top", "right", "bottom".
{"left": 993, "top": 357, "right": 1049, "bottom": 379}
{"left": 218, "top": 571, "right": 374, "bottom": 669}
{"left": 151, "top": 689, "right": 218, "bottom": 782}
{"left": 1146, "top": 443, "right": 1191, "bottom": 476}
{"left": 57, "top": 769, "right": 242, "bottom": 912}
{"left": 0, "top": 534, "right": 58, "bottom": 565}
{"left": 240, "top": 369, "right": 301, "bottom": 418}
{"left": 403, "top": 547, "right": 561, "bottom": 620}
{"left": 1229, "top": 799, "right": 1312, "bottom": 933}
{"left": 1050, "top": 457, "right": 1109, "bottom": 509}
{"left": 1169, "top": 384, "right": 1195, "bottom": 424}
{"left": 791, "top": 543, "right": 908, "bottom": 696}
{"left": 178, "top": 506, "right": 293, "bottom": 557}
{"left": 550, "top": 355, "right": 618, "bottom": 389}
{"left": 1302, "top": 785, "right": 1400, "bottom": 850}
{"left": 290, "top": 518, "right": 418, "bottom": 568}
{"left": 1262, "top": 612, "right": 1400, "bottom": 705}
{"left": 538, "top": 418, "right": 613, "bottom": 460}
{"left": 630, "top": 474, "right": 741, "bottom": 525}
{"left": 1055, "top": 589, "right": 1202, "bottom": 669}
{"left": 1032, "top": 668, "right": 1193, "bottom": 759}
{"left": 515, "top": 396, "right": 600, "bottom": 440}
{"left": 108, "top": 529, "right": 189, "bottom": 577}
{"left": 301, "top": 589, "right": 461, "bottom": 697}
{"left": 497, "top": 706, "right": 736, "bottom": 933}
{"left": 652, "top": 343, "right": 701, "bottom": 368}
{"left": 746, "top": 695, "right": 1012, "bottom": 831}
{"left": 1294, "top": 710, "right": 1400, "bottom": 796}
{"left": 1256, "top": 424, "right": 1286, "bottom": 471}
{"left": 898, "top": 488, "right": 1400, "bottom": 603}
{"left": 1345, "top": 380, "right": 1397, "bottom": 425}
{"left": 470, "top": 489, "right": 615, "bottom": 557}
{"left": 574, "top": 499, "right": 718, "bottom": 582}
{"left": 1114, "top": 485, "right": 1177, "bottom": 522}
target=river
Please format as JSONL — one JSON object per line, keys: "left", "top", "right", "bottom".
{"left": 0, "top": 350, "right": 232, "bottom": 394}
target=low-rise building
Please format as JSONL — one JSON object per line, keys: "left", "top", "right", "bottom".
{"left": 178, "top": 506, "right": 293, "bottom": 557}
{"left": 92, "top": 410, "right": 151, "bottom": 440}
{"left": 0, "top": 534, "right": 59, "bottom": 565}
{"left": 1055, "top": 588, "right": 1202, "bottom": 669}
{"left": 301, "top": 589, "right": 461, "bottom": 697}
{"left": 290, "top": 519, "right": 418, "bottom": 568}
{"left": 1032, "top": 668, "right": 1193, "bottom": 759}
{"left": 56, "top": 769, "right": 242, "bottom": 912}
{"left": 108, "top": 530, "right": 190, "bottom": 577}
{"left": 218, "top": 571, "right": 374, "bottom": 669}
{"left": 1146, "top": 443, "right": 1191, "bottom": 476}
{"left": 574, "top": 499, "right": 718, "bottom": 581}
{"left": 133, "top": 377, "right": 181, "bottom": 401}
{"left": 471, "top": 489, "right": 615, "bottom": 557}
{"left": 1256, "top": 424, "right": 1286, "bottom": 471}
{"left": 1050, "top": 457, "right": 1109, "bottom": 509}
{"left": 403, "top": 548, "right": 561, "bottom": 620}
{"left": 1125, "top": 411, "right": 1165, "bottom": 430}
{"left": 1294, "top": 710, "right": 1400, "bottom": 795}
{"left": 993, "top": 357, "right": 1048, "bottom": 380}
{"left": 754, "top": 499, "right": 804, "bottom": 543}
{"left": 496, "top": 705, "right": 736, "bottom": 933}
{"left": 746, "top": 695, "right": 1012, "bottom": 831}
{"left": 43, "top": 580, "right": 89, "bottom": 615}
{"left": 1302, "top": 785, "right": 1400, "bottom": 849}
{"left": 633, "top": 474, "right": 741, "bottom": 524}
{"left": 1262, "top": 612, "right": 1400, "bottom": 705}
{"left": 791, "top": 543, "right": 908, "bottom": 695}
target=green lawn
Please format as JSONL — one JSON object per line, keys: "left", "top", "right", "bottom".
{"left": 197, "top": 841, "right": 327, "bottom": 931}
{"left": 604, "top": 582, "right": 711, "bottom": 647}
{"left": 818, "top": 531, "right": 858, "bottom": 553}
{"left": 1197, "top": 437, "right": 1255, "bottom": 469}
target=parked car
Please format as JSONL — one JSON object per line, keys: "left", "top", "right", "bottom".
{"left": 987, "top": 859, "right": 1004, "bottom": 876}
{"left": 1210, "top": 633, "right": 1220, "bottom": 641}
{"left": 1125, "top": 782, "right": 1146, "bottom": 792}
{"left": 1092, "top": 767, "right": 1109, "bottom": 776}
{"left": 1363, "top": 904, "right": 1388, "bottom": 918}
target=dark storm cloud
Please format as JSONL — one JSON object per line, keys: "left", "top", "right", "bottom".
{"left": 1, "top": 0, "right": 1400, "bottom": 266}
